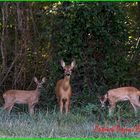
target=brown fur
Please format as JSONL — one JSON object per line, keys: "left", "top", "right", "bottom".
{"left": 3, "top": 77, "right": 45, "bottom": 115}
{"left": 100, "top": 87, "right": 140, "bottom": 116}
{"left": 56, "top": 60, "right": 75, "bottom": 114}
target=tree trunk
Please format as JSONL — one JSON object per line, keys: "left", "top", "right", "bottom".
{"left": 138, "top": 2, "right": 140, "bottom": 36}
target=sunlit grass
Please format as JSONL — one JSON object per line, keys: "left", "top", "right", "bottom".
{"left": 0, "top": 105, "right": 140, "bottom": 137}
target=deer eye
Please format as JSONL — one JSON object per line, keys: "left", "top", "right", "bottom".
{"left": 64, "top": 69, "right": 67, "bottom": 71}
{"left": 69, "top": 68, "right": 73, "bottom": 71}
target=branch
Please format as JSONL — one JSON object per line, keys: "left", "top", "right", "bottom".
{"left": 0, "top": 3, "right": 8, "bottom": 75}
{"left": 0, "top": 55, "right": 19, "bottom": 86}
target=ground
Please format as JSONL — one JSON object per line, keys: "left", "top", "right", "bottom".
{"left": 0, "top": 104, "right": 140, "bottom": 138}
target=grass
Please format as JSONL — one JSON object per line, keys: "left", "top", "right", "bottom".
{"left": 0, "top": 103, "right": 140, "bottom": 138}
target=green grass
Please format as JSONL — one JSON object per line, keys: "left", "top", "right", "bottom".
{"left": 0, "top": 104, "right": 140, "bottom": 138}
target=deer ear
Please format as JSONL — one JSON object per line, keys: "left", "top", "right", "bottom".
{"left": 61, "top": 60, "right": 65, "bottom": 68}
{"left": 71, "top": 60, "right": 76, "bottom": 68}
{"left": 33, "top": 77, "right": 38, "bottom": 83}
{"left": 42, "top": 77, "right": 46, "bottom": 83}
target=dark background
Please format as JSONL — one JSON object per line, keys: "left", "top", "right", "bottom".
{"left": 0, "top": 2, "right": 140, "bottom": 112}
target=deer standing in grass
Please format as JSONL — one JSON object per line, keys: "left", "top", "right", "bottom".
{"left": 3, "top": 77, "right": 46, "bottom": 115}
{"left": 99, "top": 87, "right": 140, "bottom": 117}
{"left": 56, "top": 60, "right": 76, "bottom": 114}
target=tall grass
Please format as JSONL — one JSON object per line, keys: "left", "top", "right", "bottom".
{"left": 0, "top": 103, "right": 140, "bottom": 138}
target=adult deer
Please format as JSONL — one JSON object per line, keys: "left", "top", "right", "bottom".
{"left": 3, "top": 77, "right": 46, "bottom": 115}
{"left": 56, "top": 59, "right": 76, "bottom": 114}
{"left": 99, "top": 87, "right": 140, "bottom": 117}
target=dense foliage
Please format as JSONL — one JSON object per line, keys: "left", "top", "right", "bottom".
{"left": 0, "top": 2, "right": 140, "bottom": 110}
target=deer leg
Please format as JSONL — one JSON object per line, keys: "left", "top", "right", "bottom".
{"left": 3, "top": 102, "right": 14, "bottom": 114}
{"left": 3, "top": 98, "right": 13, "bottom": 109}
{"left": 3, "top": 103, "right": 9, "bottom": 110}
{"left": 109, "top": 104, "right": 115, "bottom": 117}
{"left": 28, "top": 104, "right": 35, "bottom": 115}
{"left": 60, "top": 99, "right": 63, "bottom": 114}
{"left": 133, "top": 102, "right": 140, "bottom": 107}
{"left": 130, "top": 99, "right": 140, "bottom": 116}
{"left": 7, "top": 104, "right": 14, "bottom": 114}
{"left": 130, "top": 102, "right": 138, "bottom": 117}
{"left": 65, "top": 100, "right": 70, "bottom": 115}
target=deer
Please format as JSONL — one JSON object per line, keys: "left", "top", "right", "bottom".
{"left": 99, "top": 87, "right": 140, "bottom": 117}
{"left": 3, "top": 77, "right": 46, "bottom": 115}
{"left": 56, "top": 59, "right": 76, "bottom": 114}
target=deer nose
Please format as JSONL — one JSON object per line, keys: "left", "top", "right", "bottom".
{"left": 65, "top": 73, "right": 71, "bottom": 76}
{"left": 101, "top": 104, "right": 105, "bottom": 108}
{"left": 38, "top": 84, "right": 42, "bottom": 88}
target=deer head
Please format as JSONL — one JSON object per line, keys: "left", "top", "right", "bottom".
{"left": 99, "top": 95, "right": 108, "bottom": 108}
{"left": 61, "top": 60, "right": 76, "bottom": 77}
{"left": 34, "top": 77, "right": 46, "bottom": 89}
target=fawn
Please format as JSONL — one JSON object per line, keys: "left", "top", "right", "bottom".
{"left": 99, "top": 87, "right": 140, "bottom": 116}
{"left": 3, "top": 77, "right": 45, "bottom": 115}
{"left": 56, "top": 60, "right": 76, "bottom": 114}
